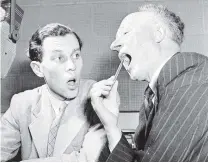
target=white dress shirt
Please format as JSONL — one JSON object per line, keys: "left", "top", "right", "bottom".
{"left": 46, "top": 88, "right": 69, "bottom": 117}
{"left": 149, "top": 55, "right": 173, "bottom": 103}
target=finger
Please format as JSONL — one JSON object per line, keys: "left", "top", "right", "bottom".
{"left": 93, "top": 80, "right": 113, "bottom": 89}
{"left": 109, "top": 76, "right": 115, "bottom": 80}
{"left": 102, "top": 80, "right": 114, "bottom": 86}
{"left": 102, "top": 85, "right": 112, "bottom": 91}
{"left": 90, "top": 90, "right": 102, "bottom": 98}
{"left": 101, "top": 90, "right": 110, "bottom": 96}
{"left": 108, "top": 81, "right": 118, "bottom": 99}
{"left": 111, "top": 80, "right": 118, "bottom": 92}
{"left": 107, "top": 76, "right": 115, "bottom": 83}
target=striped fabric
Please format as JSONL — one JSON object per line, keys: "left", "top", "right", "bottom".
{"left": 99, "top": 52, "right": 208, "bottom": 162}
{"left": 46, "top": 102, "right": 67, "bottom": 157}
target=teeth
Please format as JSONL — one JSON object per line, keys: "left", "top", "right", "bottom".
{"left": 68, "top": 80, "right": 75, "bottom": 86}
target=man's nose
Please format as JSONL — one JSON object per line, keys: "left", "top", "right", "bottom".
{"left": 110, "top": 39, "right": 121, "bottom": 51}
{"left": 65, "top": 59, "right": 76, "bottom": 71}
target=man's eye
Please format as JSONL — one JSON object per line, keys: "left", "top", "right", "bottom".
{"left": 54, "top": 56, "right": 64, "bottom": 62}
{"left": 72, "top": 53, "right": 80, "bottom": 59}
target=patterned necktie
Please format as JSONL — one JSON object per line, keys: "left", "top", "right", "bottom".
{"left": 134, "top": 85, "right": 155, "bottom": 151}
{"left": 144, "top": 86, "right": 155, "bottom": 120}
{"left": 47, "top": 102, "right": 67, "bottom": 157}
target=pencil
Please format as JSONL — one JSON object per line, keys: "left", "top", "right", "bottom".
{"left": 113, "top": 59, "right": 124, "bottom": 84}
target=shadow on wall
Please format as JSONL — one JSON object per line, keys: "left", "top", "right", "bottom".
{"left": 1, "top": 59, "right": 45, "bottom": 113}
{"left": 86, "top": 51, "right": 122, "bottom": 81}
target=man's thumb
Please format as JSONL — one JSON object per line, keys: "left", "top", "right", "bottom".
{"left": 111, "top": 80, "right": 118, "bottom": 92}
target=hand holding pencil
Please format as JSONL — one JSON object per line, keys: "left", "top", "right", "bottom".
{"left": 89, "top": 59, "right": 123, "bottom": 118}
{"left": 89, "top": 60, "right": 122, "bottom": 151}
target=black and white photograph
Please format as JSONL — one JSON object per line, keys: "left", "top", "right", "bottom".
{"left": 1, "top": 0, "right": 208, "bottom": 162}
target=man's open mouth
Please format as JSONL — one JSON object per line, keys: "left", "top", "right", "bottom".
{"left": 119, "top": 53, "right": 131, "bottom": 66}
{"left": 67, "top": 79, "right": 76, "bottom": 86}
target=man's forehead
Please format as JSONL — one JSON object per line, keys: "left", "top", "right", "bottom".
{"left": 116, "top": 12, "right": 141, "bottom": 37}
{"left": 123, "top": 12, "right": 140, "bottom": 23}
{"left": 117, "top": 12, "right": 155, "bottom": 34}
{"left": 42, "top": 35, "right": 80, "bottom": 53}
{"left": 43, "top": 34, "right": 78, "bottom": 46}
{"left": 119, "top": 13, "right": 139, "bottom": 29}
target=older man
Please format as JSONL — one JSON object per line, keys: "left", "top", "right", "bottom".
{"left": 0, "top": 23, "right": 106, "bottom": 162}
{"left": 90, "top": 4, "right": 208, "bottom": 162}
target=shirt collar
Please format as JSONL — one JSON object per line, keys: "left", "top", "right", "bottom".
{"left": 46, "top": 87, "right": 68, "bottom": 116}
{"left": 149, "top": 55, "right": 173, "bottom": 94}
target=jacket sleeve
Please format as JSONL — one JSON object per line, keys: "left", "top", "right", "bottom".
{"left": 1, "top": 95, "right": 21, "bottom": 161}
{"left": 98, "top": 133, "right": 135, "bottom": 162}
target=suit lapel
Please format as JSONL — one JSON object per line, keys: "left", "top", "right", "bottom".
{"left": 53, "top": 98, "right": 87, "bottom": 156}
{"left": 29, "top": 85, "right": 54, "bottom": 157}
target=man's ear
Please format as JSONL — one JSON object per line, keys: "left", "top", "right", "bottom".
{"left": 30, "top": 61, "right": 44, "bottom": 77}
{"left": 154, "top": 24, "right": 166, "bottom": 43}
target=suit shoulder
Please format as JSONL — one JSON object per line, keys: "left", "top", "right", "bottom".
{"left": 79, "top": 79, "right": 96, "bottom": 92}
{"left": 160, "top": 52, "right": 208, "bottom": 87}
{"left": 174, "top": 52, "right": 208, "bottom": 61}
{"left": 14, "top": 85, "right": 42, "bottom": 97}
{"left": 12, "top": 85, "right": 43, "bottom": 102}
{"left": 9, "top": 85, "right": 44, "bottom": 115}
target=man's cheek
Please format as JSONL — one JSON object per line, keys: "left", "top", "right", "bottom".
{"left": 46, "top": 69, "right": 61, "bottom": 82}
{"left": 129, "top": 65, "right": 140, "bottom": 80}
{"left": 76, "top": 62, "right": 83, "bottom": 76}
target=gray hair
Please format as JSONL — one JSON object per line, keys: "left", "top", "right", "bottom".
{"left": 138, "top": 4, "right": 185, "bottom": 45}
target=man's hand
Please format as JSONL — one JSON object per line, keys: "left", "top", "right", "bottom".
{"left": 81, "top": 124, "right": 106, "bottom": 161}
{"left": 89, "top": 76, "right": 122, "bottom": 151}
{"left": 89, "top": 76, "right": 120, "bottom": 128}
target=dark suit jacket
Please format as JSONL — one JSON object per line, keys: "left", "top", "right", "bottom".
{"left": 99, "top": 52, "right": 208, "bottom": 162}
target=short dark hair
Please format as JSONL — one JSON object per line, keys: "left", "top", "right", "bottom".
{"left": 28, "top": 23, "right": 83, "bottom": 62}
{"left": 139, "top": 4, "right": 185, "bottom": 45}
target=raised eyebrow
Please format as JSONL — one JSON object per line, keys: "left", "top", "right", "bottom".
{"left": 50, "top": 50, "right": 63, "bottom": 58}
{"left": 52, "top": 49, "right": 62, "bottom": 53}
{"left": 71, "top": 48, "right": 81, "bottom": 54}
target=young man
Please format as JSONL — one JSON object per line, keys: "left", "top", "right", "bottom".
{"left": 0, "top": 23, "right": 106, "bottom": 161}
{"left": 90, "top": 4, "right": 208, "bottom": 161}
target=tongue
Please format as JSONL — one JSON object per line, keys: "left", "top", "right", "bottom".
{"left": 68, "top": 80, "right": 75, "bottom": 86}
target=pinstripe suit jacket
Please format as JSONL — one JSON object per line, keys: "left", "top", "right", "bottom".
{"left": 99, "top": 52, "right": 208, "bottom": 162}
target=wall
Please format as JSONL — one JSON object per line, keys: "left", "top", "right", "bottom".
{"left": 1, "top": 0, "right": 208, "bottom": 128}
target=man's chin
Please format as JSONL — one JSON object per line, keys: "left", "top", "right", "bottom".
{"left": 129, "top": 71, "right": 143, "bottom": 81}
{"left": 65, "top": 88, "right": 79, "bottom": 100}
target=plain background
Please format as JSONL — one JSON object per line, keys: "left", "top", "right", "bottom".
{"left": 1, "top": 0, "right": 208, "bottom": 129}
